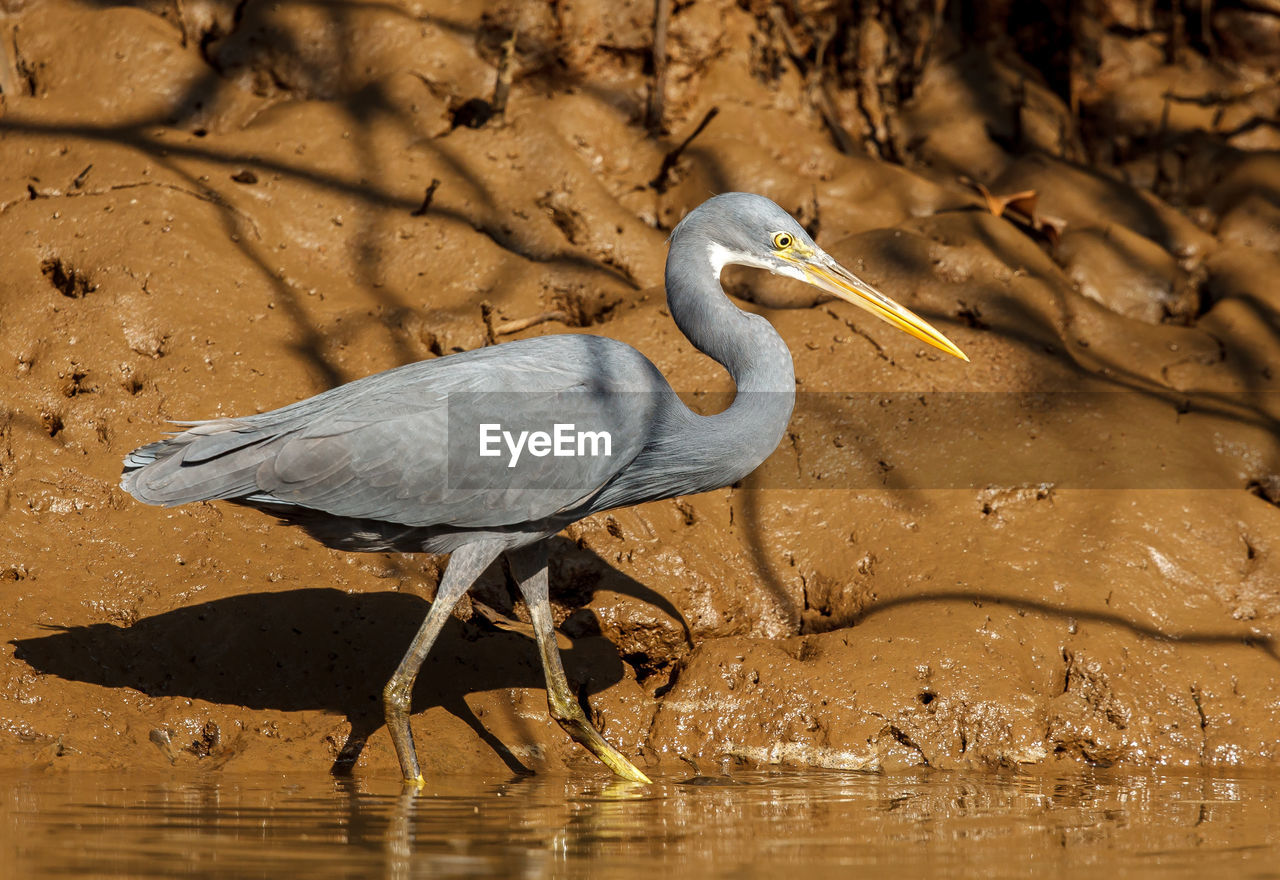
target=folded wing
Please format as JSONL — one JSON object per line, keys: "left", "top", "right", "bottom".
{"left": 121, "top": 336, "right": 665, "bottom": 529}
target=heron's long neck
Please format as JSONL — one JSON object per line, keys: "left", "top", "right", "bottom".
{"left": 663, "top": 235, "right": 796, "bottom": 479}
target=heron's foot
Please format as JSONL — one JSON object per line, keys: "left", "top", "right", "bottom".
{"left": 550, "top": 696, "right": 652, "bottom": 784}
{"left": 582, "top": 733, "right": 652, "bottom": 784}
{"left": 383, "top": 681, "right": 425, "bottom": 784}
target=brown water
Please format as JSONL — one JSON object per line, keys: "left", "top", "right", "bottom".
{"left": 2, "top": 770, "right": 1278, "bottom": 878}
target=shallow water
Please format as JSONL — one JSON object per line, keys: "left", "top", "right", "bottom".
{"left": 2, "top": 769, "right": 1278, "bottom": 878}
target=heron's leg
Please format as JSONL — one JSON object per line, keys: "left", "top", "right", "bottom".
{"left": 383, "top": 540, "right": 501, "bottom": 785}
{"left": 507, "top": 543, "right": 652, "bottom": 783}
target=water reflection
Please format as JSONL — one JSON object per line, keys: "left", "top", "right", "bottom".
{"left": 4, "top": 769, "right": 1279, "bottom": 877}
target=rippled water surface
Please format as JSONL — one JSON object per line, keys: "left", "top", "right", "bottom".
{"left": 2, "top": 769, "right": 1278, "bottom": 877}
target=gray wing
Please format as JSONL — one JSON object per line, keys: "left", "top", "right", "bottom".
{"left": 122, "top": 335, "right": 668, "bottom": 529}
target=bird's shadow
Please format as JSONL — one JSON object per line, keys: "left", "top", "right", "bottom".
{"left": 10, "top": 540, "right": 684, "bottom": 775}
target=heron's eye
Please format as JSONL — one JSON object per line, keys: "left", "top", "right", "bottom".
{"left": 772, "top": 232, "right": 793, "bottom": 250}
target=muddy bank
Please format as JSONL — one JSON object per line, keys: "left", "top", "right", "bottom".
{"left": 1, "top": 0, "right": 1279, "bottom": 777}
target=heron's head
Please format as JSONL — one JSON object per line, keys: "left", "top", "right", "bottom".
{"left": 673, "top": 192, "right": 968, "bottom": 362}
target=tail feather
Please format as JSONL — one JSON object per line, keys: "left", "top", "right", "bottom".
{"left": 169, "top": 420, "right": 270, "bottom": 465}
{"left": 120, "top": 420, "right": 276, "bottom": 507}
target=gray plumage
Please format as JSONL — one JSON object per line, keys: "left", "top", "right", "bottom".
{"left": 121, "top": 192, "right": 966, "bottom": 784}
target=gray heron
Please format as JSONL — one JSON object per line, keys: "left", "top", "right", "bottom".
{"left": 121, "top": 192, "right": 967, "bottom": 784}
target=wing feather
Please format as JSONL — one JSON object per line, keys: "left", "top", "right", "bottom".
{"left": 122, "top": 335, "right": 667, "bottom": 530}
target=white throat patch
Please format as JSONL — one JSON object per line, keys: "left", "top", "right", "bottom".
{"left": 706, "top": 241, "right": 807, "bottom": 283}
{"left": 706, "top": 241, "right": 776, "bottom": 277}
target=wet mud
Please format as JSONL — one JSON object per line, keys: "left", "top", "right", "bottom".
{"left": 2, "top": 0, "right": 1280, "bottom": 778}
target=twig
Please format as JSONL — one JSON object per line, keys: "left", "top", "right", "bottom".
{"left": 492, "top": 310, "right": 569, "bottom": 336}
{"left": 785, "top": 0, "right": 821, "bottom": 45}
{"left": 645, "top": 0, "right": 671, "bottom": 133}
{"left": 470, "top": 598, "right": 537, "bottom": 637}
{"left": 768, "top": 6, "right": 858, "bottom": 156}
{"left": 172, "top": 0, "right": 189, "bottom": 48}
{"left": 649, "top": 106, "right": 719, "bottom": 193}
{"left": 812, "top": 20, "right": 833, "bottom": 71}
{"left": 409, "top": 178, "right": 441, "bottom": 217}
{"left": 1169, "top": 0, "right": 1185, "bottom": 62}
{"left": 1162, "top": 80, "right": 1280, "bottom": 106}
{"left": 771, "top": 5, "right": 805, "bottom": 62}
{"left": 1201, "top": 0, "right": 1215, "bottom": 57}
{"left": 492, "top": 27, "right": 518, "bottom": 118}
{"left": 1153, "top": 94, "right": 1173, "bottom": 197}
{"left": 0, "top": 26, "right": 17, "bottom": 99}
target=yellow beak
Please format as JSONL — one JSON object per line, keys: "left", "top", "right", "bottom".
{"left": 788, "top": 250, "right": 969, "bottom": 362}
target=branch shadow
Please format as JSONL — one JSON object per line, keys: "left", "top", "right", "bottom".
{"left": 849, "top": 590, "right": 1280, "bottom": 666}
{"left": 545, "top": 535, "right": 691, "bottom": 646}
{"left": 4, "top": 0, "right": 655, "bottom": 391}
